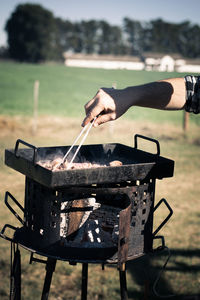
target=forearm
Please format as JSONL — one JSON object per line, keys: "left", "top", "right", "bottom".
{"left": 123, "top": 77, "right": 186, "bottom": 111}
{"left": 82, "top": 76, "right": 200, "bottom": 127}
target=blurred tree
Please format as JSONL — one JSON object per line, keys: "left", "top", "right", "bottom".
{"left": 0, "top": 46, "right": 9, "bottom": 59}
{"left": 148, "top": 19, "right": 200, "bottom": 58}
{"left": 148, "top": 19, "right": 179, "bottom": 53}
{"left": 98, "top": 20, "right": 112, "bottom": 54}
{"left": 5, "top": 4, "right": 56, "bottom": 62}
{"left": 70, "top": 22, "right": 84, "bottom": 53}
{"left": 55, "top": 18, "right": 75, "bottom": 57}
{"left": 177, "top": 21, "right": 191, "bottom": 57}
{"left": 185, "top": 24, "right": 200, "bottom": 58}
{"left": 97, "top": 21, "right": 124, "bottom": 55}
{"left": 123, "top": 18, "right": 144, "bottom": 55}
{"left": 140, "top": 22, "right": 152, "bottom": 53}
{"left": 81, "top": 20, "right": 99, "bottom": 53}
{"left": 5, "top": 4, "right": 200, "bottom": 61}
{"left": 177, "top": 21, "right": 200, "bottom": 58}
{"left": 108, "top": 25, "right": 126, "bottom": 55}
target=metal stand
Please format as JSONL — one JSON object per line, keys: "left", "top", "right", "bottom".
{"left": 10, "top": 243, "right": 21, "bottom": 300}
{"left": 119, "top": 264, "right": 128, "bottom": 300}
{"left": 29, "top": 254, "right": 129, "bottom": 300}
{"left": 41, "top": 258, "right": 56, "bottom": 300}
{"left": 81, "top": 263, "right": 88, "bottom": 300}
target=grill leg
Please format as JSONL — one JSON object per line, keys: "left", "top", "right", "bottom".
{"left": 119, "top": 264, "right": 128, "bottom": 300}
{"left": 81, "top": 263, "right": 88, "bottom": 300}
{"left": 41, "top": 258, "right": 57, "bottom": 300}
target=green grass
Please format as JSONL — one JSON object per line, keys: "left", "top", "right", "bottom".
{"left": 0, "top": 60, "right": 199, "bottom": 126}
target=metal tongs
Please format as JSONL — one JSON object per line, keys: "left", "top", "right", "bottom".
{"left": 59, "top": 117, "right": 96, "bottom": 170}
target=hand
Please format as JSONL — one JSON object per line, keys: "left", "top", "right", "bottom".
{"left": 82, "top": 87, "right": 131, "bottom": 127}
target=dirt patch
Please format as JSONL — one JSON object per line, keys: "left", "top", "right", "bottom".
{"left": 0, "top": 115, "right": 31, "bottom": 137}
{"left": 0, "top": 114, "right": 187, "bottom": 145}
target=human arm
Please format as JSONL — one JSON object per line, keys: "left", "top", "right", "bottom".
{"left": 82, "top": 76, "right": 200, "bottom": 127}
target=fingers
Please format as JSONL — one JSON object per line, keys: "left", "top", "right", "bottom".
{"left": 94, "top": 113, "right": 115, "bottom": 127}
{"left": 82, "top": 101, "right": 104, "bottom": 127}
{"left": 82, "top": 88, "right": 117, "bottom": 127}
{"left": 82, "top": 110, "right": 115, "bottom": 128}
{"left": 82, "top": 91, "right": 104, "bottom": 127}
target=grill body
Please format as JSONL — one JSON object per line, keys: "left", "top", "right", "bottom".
{"left": 1, "top": 129, "right": 175, "bottom": 300}
{"left": 2, "top": 135, "right": 174, "bottom": 265}
{"left": 14, "top": 177, "right": 156, "bottom": 264}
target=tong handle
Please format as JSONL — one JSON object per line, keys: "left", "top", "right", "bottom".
{"left": 61, "top": 118, "right": 96, "bottom": 168}
{"left": 67, "top": 118, "right": 96, "bottom": 169}
{"left": 14, "top": 139, "right": 38, "bottom": 165}
{"left": 134, "top": 134, "right": 160, "bottom": 155}
{"left": 62, "top": 124, "right": 89, "bottom": 164}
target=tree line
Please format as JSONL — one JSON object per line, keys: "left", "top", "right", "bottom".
{"left": 4, "top": 3, "right": 200, "bottom": 63}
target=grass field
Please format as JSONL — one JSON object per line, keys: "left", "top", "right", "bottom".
{"left": 1, "top": 60, "right": 200, "bottom": 126}
{"left": 0, "top": 61, "right": 200, "bottom": 299}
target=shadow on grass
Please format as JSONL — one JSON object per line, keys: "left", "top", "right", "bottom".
{"left": 126, "top": 248, "right": 200, "bottom": 300}
{"left": 1, "top": 242, "right": 200, "bottom": 299}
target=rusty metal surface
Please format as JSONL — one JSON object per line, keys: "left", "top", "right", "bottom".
{"left": 10, "top": 178, "right": 160, "bottom": 263}
{"left": 118, "top": 200, "right": 132, "bottom": 268}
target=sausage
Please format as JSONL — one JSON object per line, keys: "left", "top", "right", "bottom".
{"left": 109, "top": 160, "right": 122, "bottom": 167}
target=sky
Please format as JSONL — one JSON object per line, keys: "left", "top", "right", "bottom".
{"left": 1, "top": 0, "right": 200, "bottom": 47}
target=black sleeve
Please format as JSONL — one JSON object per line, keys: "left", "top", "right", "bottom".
{"left": 184, "top": 75, "right": 200, "bottom": 114}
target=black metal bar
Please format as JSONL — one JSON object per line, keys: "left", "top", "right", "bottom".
{"left": 81, "top": 263, "right": 88, "bottom": 300}
{"left": 29, "top": 253, "right": 48, "bottom": 265}
{"left": 153, "top": 198, "right": 173, "bottom": 236}
{"left": 60, "top": 186, "right": 136, "bottom": 197}
{"left": 5, "top": 191, "right": 24, "bottom": 225}
{"left": 153, "top": 235, "right": 166, "bottom": 252}
{"left": 0, "top": 224, "right": 17, "bottom": 242}
{"left": 41, "top": 258, "right": 56, "bottom": 300}
{"left": 14, "top": 139, "right": 38, "bottom": 165}
{"left": 134, "top": 134, "right": 160, "bottom": 155}
{"left": 10, "top": 243, "right": 21, "bottom": 300}
{"left": 119, "top": 265, "right": 128, "bottom": 300}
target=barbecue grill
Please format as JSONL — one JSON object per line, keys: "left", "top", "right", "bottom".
{"left": 1, "top": 134, "right": 174, "bottom": 300}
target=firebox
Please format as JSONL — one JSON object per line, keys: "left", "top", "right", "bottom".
{"left": 0, "top": 134, "right": 174, "bottom": 300}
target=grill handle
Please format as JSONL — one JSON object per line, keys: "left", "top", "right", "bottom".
{"left": 153, "top": 235, "right": 165, "bottom": 251}
{"left": 153, "top": 198, "right": 173, "bottom": 237}
{"left": 0, "top": 224, "right": 17, "bottom": 242}
{"left": 134, "top": 134, "right": 160, "bottom": 155}
{"left": 14, "top": 139, "right": 38, "bottom": 165}
{"left": 5, "top": 191, "right": 24, "bottom": 225}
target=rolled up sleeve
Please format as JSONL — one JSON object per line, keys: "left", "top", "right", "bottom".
{"left": 184, "top": 75, "right": 200, "bottom": 114}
